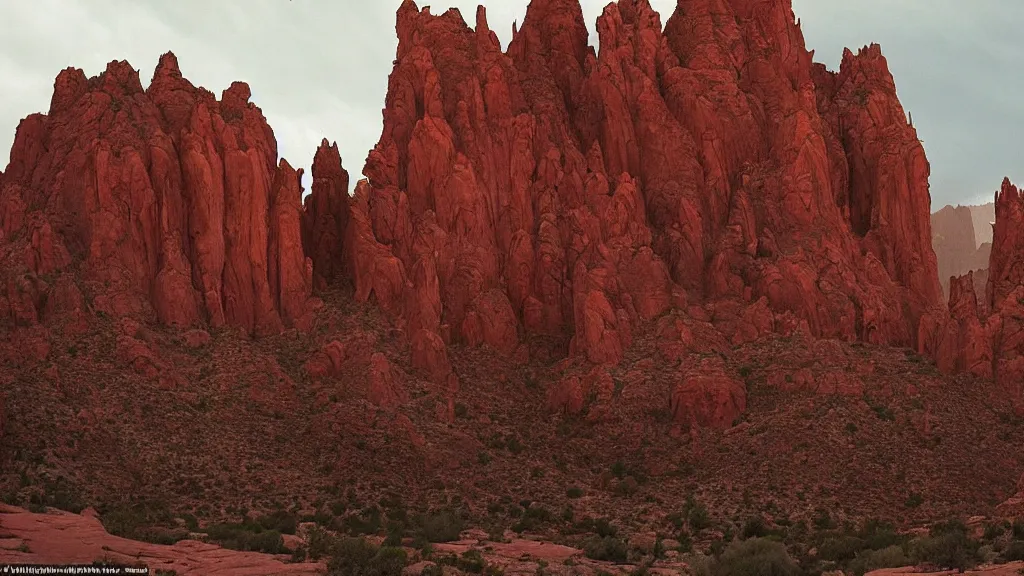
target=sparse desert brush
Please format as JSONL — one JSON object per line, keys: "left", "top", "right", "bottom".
{"left": 710, "top": 538, "right": 800, "bottom": 576}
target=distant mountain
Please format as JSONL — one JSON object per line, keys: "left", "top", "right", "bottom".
{"left": 931, "top": 204, "right": 992, "bottom": 299}
{"left": 968, "top": 202, "right": 996, "bottom": 246}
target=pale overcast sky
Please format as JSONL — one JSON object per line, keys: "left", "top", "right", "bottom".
{"left": 0, "top": 0, "right": 1020, "bottom": 209}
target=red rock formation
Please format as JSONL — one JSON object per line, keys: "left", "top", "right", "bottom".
{"left": 935, "top": 271, "right": 992, "bottom": 378}
{"left": 1, "top": 0, "right": 983, "bottom": 430}
{"left": 972, "top": 266, "right": 990, "bottom": 315}
{"left": 988, "top": 179, "right": 1024, "bottom": 310}
{"left": 367, "top": 352, "right": 409, "bottom": 409}
{"left": 301, "top": 139, "right": 350, "bottom": 290}
{"left": 0, "top": 53, "right": 314, "bottom": 336}
{"left": 812, "top": 44, "right": 943, "bottom": 327}
{"left": 669, "top": 357, "right": 746, "bottom": 430}
{"left": 304, "top": 339, "right": 347, "bottom": 381}
{"left": 931, "top": 204, "right": 991, "bottom": 299}
{"left": 546, "top": 365, "right": 616, "bottom": 416}
{"left": 986, "top": 179, "right": 1024, "bottom": 402}
{"left": 308, "top": 0, "right": 943, "bottom": 386}
{"left": 410, "top": 328, "right": 454, "bottom": 385}
{"left": 919, "top": 179, "right": 1024, "bottom": 408}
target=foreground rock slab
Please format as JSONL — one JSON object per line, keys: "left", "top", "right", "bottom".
{"left": 867, "top": 563, "right": 1024, "bottom": 576}
{"left": 0, "top": 505, "right": 323, "bottom": 576}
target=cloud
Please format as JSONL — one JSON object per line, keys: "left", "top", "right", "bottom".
{"left": 0, "top": 0, "right": 1020, "bottom": 209}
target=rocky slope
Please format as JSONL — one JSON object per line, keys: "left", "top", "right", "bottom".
{"left": 1, "top": 0, "right": 1024, "bottom": 572}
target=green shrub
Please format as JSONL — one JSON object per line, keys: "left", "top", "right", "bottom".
{"left": 98, "top": 502, "right": 185, "bottom": 544}
{"left": 858, "top": 519, "right": 906, "bottom": 550}
{"left": 326, "top": 539, "right": 380, "bottom": 573}
{"left": 1003, "top": 540, "right": 1024, "bottom": 561}
{"left": 306, "top": 525, "right": 339, "bottom": 560}
{"left": 567, "top": 487, "right": 584, "bottom": 499}
{"left": 419, "top": 510, "right": 464, "bottom": 543}
{"left": 583, "top": 535, "right": 628, "bottom": 563}
{"left": 181, "top": 513, "right": 199, "bottom": 532}
{"left": 343, "top": 507, "right": 383, "bottom": 536}
{"left": 742, "top": 517, "right": 768, "bottom": 539}
{"left": 562, "top": 506, "right": 575, "bottom": 522}
{"left": 420, "top": 564, "right": 443, "bottom": 576}
{"left": 506, "top": 436, "right": 524, "bottom": 453}
{"left": 327, "top": 538, "right": 407, "bottom": 576}
{"left": 653, "top": 537, "right": 666, "bottom": 559}
{"left": 595, "top": 517, "right": 617, "bottom": 537}
{"left": 367, "top": 547, "right": 407, "bottom": 575}
{"left": 38, "top": 477, "right": 86, "bottom": 514}
{"left": 435, "top": 549, "right": 500, "bottom": 574}
{"left": 577, "top": 517, "right": 618, "bottom": 538}
{"left": 686, "top": 553, "right": 714, "bottom": 576}
{"left": 329, "top": 500, "right": 347, "bottom": 516}
{"left": 480, "top": 522, "right": 504, "bottom": 543}
{"left": 983, "top": 522, "right": 1005, "bottom": 541}
{"left": 204, "top": 523, "right": 285, "bottom": 554}
{"left": 611, "top": 461, "right": 627, "bottom": 478}
{"left": 904, "top": 492, "right": 924, "bottom": 508}
{"left": 846, "top": 545, "right": 910, "bottom": 576}
{"left": 615, "top": 476, "right": 639, "bottom": 496}
{"left": 907, "top": 522, "right": 980, "bottom": 571}
{"left": 871, "top": 404, "right": 895, "bottom": 421}
{"left": 258, "top": 510, "right": 297, "bottom": 535}
{"left": 711, "top": 538, "right": 799, "bottom": 576}
{"left": 687, "top": 499, "right": 710, "bottom": 531}
{"left": 512, "top": 504, "right": 554, "bottom": 533}
{"left": 384, "top": 522, "right": 405, "bottom": 546}
{"left": 676, "top": 530, "right": 693, "bottom": 553}
{"left": 666, "top": 512, "right": 684, "bottom": 530}
{"left": 818, "top": 535, "right": 867, "bottom": 562}
{"left": 812, "top": 508, "right": 835, "bottom": 530}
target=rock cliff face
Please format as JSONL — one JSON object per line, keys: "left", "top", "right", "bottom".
{"left": 926, "top": 179, "right": 1024, "bottom": 409}
{"left": 0, "top": 53, "right": 316, "bottom": 336}
{"left": 986, "top": 179, "right": 1024, "bottom": 399}
{"left": 988, "top": 180, "right": 1024, "bottom": 311}
{"left": 303, "top": 0, "right": 942, "bottom": 385}
{"left": 302, "top": 140, "right": 350, "bottom": 291}
{"left": 931, "top": 204, "right": 991, "bottom": 300}
{"left": 5, "top": 0, "right": 1014, "bottom": 430}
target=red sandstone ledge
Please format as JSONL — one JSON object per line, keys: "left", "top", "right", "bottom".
{"left": 0, "top": 504, "right": 323, "bottom": 576}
